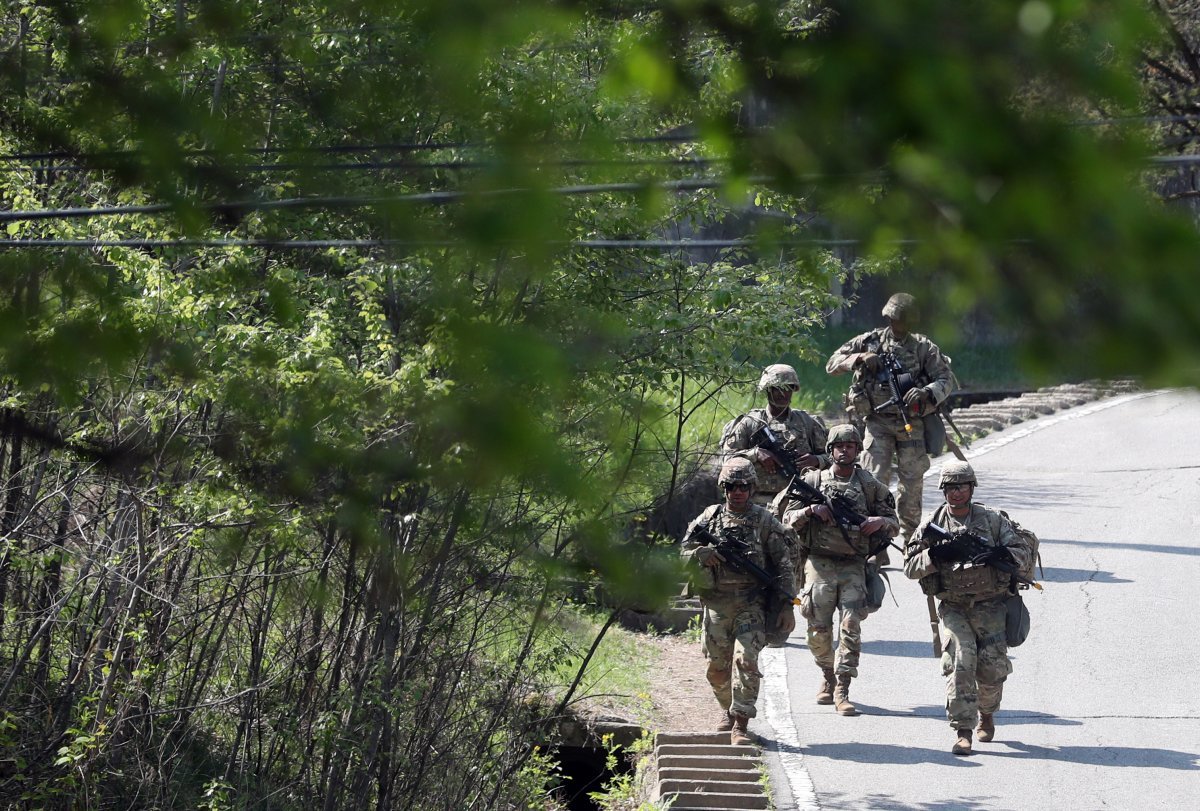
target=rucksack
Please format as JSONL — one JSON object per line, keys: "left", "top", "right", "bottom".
{"left": 998, "top": 509, "right": 1043, "bottom": 585}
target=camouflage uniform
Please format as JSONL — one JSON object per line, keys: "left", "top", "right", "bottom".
{"left": 904, "top": 501, "right": 1031, "bottom": 734}
{"left": 681, "top": 503, "right": 795, "bottom": 719}
{"left": 775, "top": 465, "right": 897, "bottom": 681}
{"left": 826, "top": 324, "right": 953, "bottom": 540}
{"left": 722, "top": 407, "right": 830, "bottom": 507}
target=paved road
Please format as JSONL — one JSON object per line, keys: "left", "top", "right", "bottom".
{"left": 757, "top": 389, "right": 1200, "bottom": 810}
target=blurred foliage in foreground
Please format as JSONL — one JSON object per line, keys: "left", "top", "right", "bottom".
{"left": 0, "top": 0, "right": 1198, "bottom": 807}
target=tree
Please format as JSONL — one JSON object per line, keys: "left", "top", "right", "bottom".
{"left": 0, "top": 0, "right": 1195, "bottom": 807}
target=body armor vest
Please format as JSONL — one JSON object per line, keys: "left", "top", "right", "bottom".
{"left": 806, "top": 470, "right": 871, "bottom": 559}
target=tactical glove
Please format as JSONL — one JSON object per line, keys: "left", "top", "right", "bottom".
{"left": 856, "top": 352, "right": 880, "bottom": 372}
{"left": 977, "top": 546, "right": 1015, "bottom": 566}
{"left": 928, "top": 541, "right": 961, "bottom": 564}
{"left": 903, "top": 387, "right": 930, "bottom": 411}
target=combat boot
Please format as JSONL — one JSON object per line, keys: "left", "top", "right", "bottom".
{"left": 833, "top": 675, "right": 857, "bottom": 716}
{"left": 816, "top": 669, "right": 835, "bottom": 705}
{"left": 976, "top": 713, "right": 995, "bottom": 742}
{"left": 952, "top": 729, "right": 973, "bottom": 756}
{"left": 715, "top": 708, "right": 734, "bottom": 732}
{"left": 730, "top": 713, "right": 752, "bottom": 746}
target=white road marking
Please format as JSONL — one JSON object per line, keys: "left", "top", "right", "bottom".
{"left": 760, "top": 646, "right": 821, "bottom": 810}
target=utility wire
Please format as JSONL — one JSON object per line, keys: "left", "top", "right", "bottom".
{"left": 0, "top": 237, "right": 876, "bottom": 251}
{"left": 0, "top": 133, "right": 702, "bottom": 163}
{"left": 0, "top": 177, "right": 761, "bottom": 224}
{"left": 0, "top": 156, "right": 727, "bottom": 174}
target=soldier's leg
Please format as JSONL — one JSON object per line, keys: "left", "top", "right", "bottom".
{"left": 730, "top": 602, "right": 768, "bottom": 718}
{"left": 894, "top": 439, "right": 932, "bottom": 541}
{"left": 804, "top": 558, "right": 838, "bottom": 672}
{"left": 702, "top": 604, "right": 736, "bottom": 711}
{"left": 975, "top": 602, "right": 1013, "bottom": 715}
{"left": 834, "top": 561, "right": 869, "bottom": 678}
{"left": 939, "top": 603, "right": 980, "bottom": 731}
{"left": 861, "top": 419, "right": 896, "bottom": 487}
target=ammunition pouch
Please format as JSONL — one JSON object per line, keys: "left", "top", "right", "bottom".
{"left": 799, "top": 583, "right": 816, "bottom": 621}
{"left": 923, "top": 412, "right": 946, "bottom": 456}
{"left": 763, "top": 588, "right": 793, "bottom": 646}
{"left": 865, "top": 562, "right": 886, "bottom": 614}
{"left": 688, "top": 561, "right": 719, "bottom": 598}
{"left": 1005, "top": 593, "right": 1031, "bottom": 647}
{"left": 940, "top": 563, "right": 1010, "bottom": 599}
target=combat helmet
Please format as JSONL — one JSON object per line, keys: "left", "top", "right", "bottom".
{"left": 882, "top": 292, "right": 917, "bottom": 321}
{"left": 757, "top": 363, "right": 800, "bottom": 392}
{"left": 718, "top": 457, "right": 758, "bottom": 487}
{"left": 938, "top": 460, "right": 977, "bottom": 488}
{"left": 826, "top": 423, "right": 863, "bottom": 453}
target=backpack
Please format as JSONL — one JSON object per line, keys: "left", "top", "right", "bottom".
{"left": 998, "top": 509, "right": 1043, "bottom": 585}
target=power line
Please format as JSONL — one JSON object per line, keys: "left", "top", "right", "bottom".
{"left": 0, "top": 177, "right": 757, "bottom": 224}
{"left": 1147, "top": 154, "right": 1200, "bottom": 166}
{"left": 0, "top": 237, "right": 874, "bottom": 251}
{"left": 0, "top": 133, "right": 702, "bottom": 163}
{"left": 0, "top": 156, "right": 727, "bottom": 174}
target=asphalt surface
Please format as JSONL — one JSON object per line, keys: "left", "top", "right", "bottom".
{"left": 756, "top": 389, "right": 1200, "bottom": 811}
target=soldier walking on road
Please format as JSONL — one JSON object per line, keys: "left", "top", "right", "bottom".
{"left": 826, "top": 293, "right": 954, "bottom": 542}
{"left": 721, "top": 363, "right": 830, "bottom": 509}
{"left": 681, "top": 458, "right": 797, "bottom": 745}
{"left": 903, "top": 461, "right": 1033, "bottom": 756}
{"left": 773, "top": 425, "right": 899, "bottom": 716}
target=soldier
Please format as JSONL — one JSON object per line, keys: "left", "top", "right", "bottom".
{"left": 721, "top": 363, "right": 831, "bottom": 509}
{"left": 903, "top": 461, "right": 1032, "bottom": 756}
{"left": 825, "top": 293, "right": 954, "bottom": 542}
{"left": 773, "top": 424, "right": 899, "bottom": 716}
{"left": 681, "top": 457, "right": 797, "bottom": 745}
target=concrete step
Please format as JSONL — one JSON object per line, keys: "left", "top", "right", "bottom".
{"left": 656, "top": 731, "right": 733, "bottom": 746}
{"left": 660, "top": 779, "right": 763, "bottom": 795}
{"left": 658, "top": 754, "right": 759, "bottom": 771}
{"left": 657, "top": 743, "right": 758, "bottom": 758}
{"left": 660, "top": 766, "right": 759, "bottom": 782}
{"left": 659, "top": 791, "right": 769, "bottom": 810}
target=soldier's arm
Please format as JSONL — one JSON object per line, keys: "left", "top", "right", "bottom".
{"left": 720, "top": 414, "right": 754, "bottom": 454}
{"left": 806, "top": 413, "right": 832, "bottom": 470}
{"left": 782, "top": 503, "right": 814, "bottom": 533}
{"left": 918, "top": 340, "right": 955, "bottom": 406}
{"left": 903, "top": 519, "right": 938, "bottom": 580}
{"left": 765, "top": 518, "right": 798, "bottom": 595}
{"left": 768, "top": 489, "right": 794, "bottom": 521}
{"left": 867, "top": 480, "right": 901, "bottom": 534}
{"left": 681, "top": 509, "right": 717, "bottom": 563}
{"left": 720, "top": 414, "right": 773, "bottom": 472}
{"left": 825, "top": 334, "right": 869, "bottom": 375}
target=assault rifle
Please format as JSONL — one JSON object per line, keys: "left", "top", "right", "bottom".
{"left": 866, "top": 343, "right": 971, "bottom": 459}
{"left": 784, "top": 476, "right": 901, "bottom": 557}
{"left": 782, "top": 475, "right": 897, "bottom": 551}
{"left": 924, "top": 523, "right": 1042, "bottom": 591}
{"left": 748, "top": 425, "right": 805, "bottom": 479}
{"left": 687, "top": 523, "right": 801, "bottom": 607}
{"left": 874, "top": 351, "right": 918, "bottom": 418}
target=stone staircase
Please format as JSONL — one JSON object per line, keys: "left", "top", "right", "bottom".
{"left": 651, "top": 731, "right": 769, "bottom": 810}
{"left": 946, "top": 380, "right": 1137, "bottom": 440}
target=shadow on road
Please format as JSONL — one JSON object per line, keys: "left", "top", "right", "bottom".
{"left": 862, "top": 640, "right": 938, "bottom": 658}
{"left": 801, "top": 741, "right": 983, "bottom": 767}
{"left": 846, "top": 705, "right": 1083, "bottom": 727}
{"left": 808, "top": 793, "right": 1002, "bottom": 811}
{"left": 1037, "top": 566, "right": 1131, "bottom": 584}
{"left": 986, "top": 741, "right": 1200, "bottom": 769}
{"left": 1048, "top": 538, "right": 1200, "bottom": 558}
